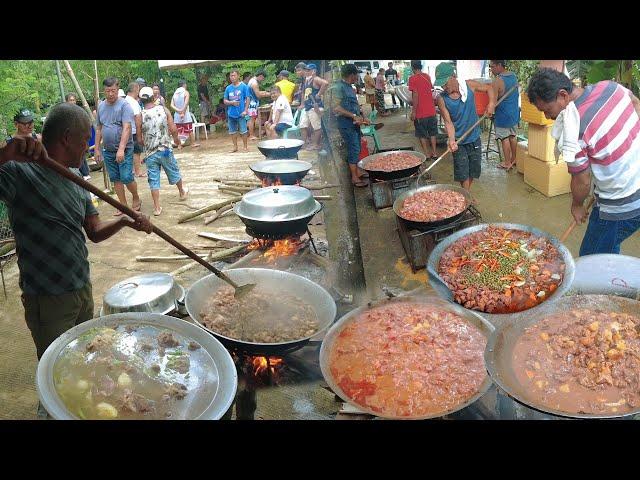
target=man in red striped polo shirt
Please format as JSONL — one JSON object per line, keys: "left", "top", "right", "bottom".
{"left": 527, "top": 68, "right": 640, "bottom": 255}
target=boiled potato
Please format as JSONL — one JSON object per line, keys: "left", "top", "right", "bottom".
{"left": 96, "top": 402, "right": 118, "bottom": 419}
{"left": 117, "top": 372, "right": 132, "bottom": 388}
{"left": 76, "top": 379, "right": 89, "bottom": 392}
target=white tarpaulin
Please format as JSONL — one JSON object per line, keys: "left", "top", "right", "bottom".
{"left": 158, "top": 60, "right": 226, "bottom": 70}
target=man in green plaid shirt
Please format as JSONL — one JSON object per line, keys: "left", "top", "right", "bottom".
{"left": 0, "top": 103, "right": 153, "bottom": 360}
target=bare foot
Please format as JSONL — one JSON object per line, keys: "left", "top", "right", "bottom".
{"left": 248, "top": 136, "right": 258, "bottom": 141}
{"left": 243, "top": 147, "right": 249, "bottom": 152}
{"left": 133, "top": 200, "right": 142, "bottom": 212}
{"left": 179, "top": 187, "right": 189, "bottom": 201}
{"left": 229, "top": 149, "right": 238, "bottom": 153}
{"left": 191, "top": 144, "right": 200, "bottom": 148}
{"left": 113, "top": 210, "right": 124, "bottom": 217}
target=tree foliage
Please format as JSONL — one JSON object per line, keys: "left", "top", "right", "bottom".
{"left": 0, "top": 59, "right": 310, "bottom": 137}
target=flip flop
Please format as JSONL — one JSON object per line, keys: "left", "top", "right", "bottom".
{"left": 135, "top": 173, "right": 147, "bottom": 178}
{"left": 191, "top": 144, "right": 200, "bottom": 148}
{"left": 179, "top": 187, "right": 190, "bottom": 201}
{"left": 113, "top": 210, "right": 124, "bottom": 217}
{"left": 360, "top": 172, "right": 370, "bottom": 178}
{"left": 133, "top": 201, "right": 142, "bottom": 212}
{"left": 497, "top": 163, "right": 510, "bottom": 169}
{"left": 153, "top": 207, "right": 163, "bottom": 216}
{"left": 352, "top": 180, "right": 368, "bottom": 188}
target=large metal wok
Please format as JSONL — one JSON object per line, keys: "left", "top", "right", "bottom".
{"left": 249, "top": 159, "right": 313, "bottom": 185}
{"left": 358, "top": 150, "right": 426, "bottom": 181}
{"left": 319, "top": 292, "right": 494, "bottom": 420}
{"left": 256, "top": 139, "right": 305, "bottom": 159}
{"left": 234, "top": 185, "right": 322, "bottom": 238}
{"left": 185, "top": 268, "right": 337, "bottom": 355}
{"left": 393, "top": 183, "right": 472, "bottom": 231}
{"left": 485, "top": 294, "right": 640, "bottom": 419}
{"left": 394, "top": 85, "right": 412, "bottom": 106}
{"left": 36, "top": 313, "right": 237, "bottom": 420}
{"left": 426, "top": 223, "right": 576, "bottom": 324}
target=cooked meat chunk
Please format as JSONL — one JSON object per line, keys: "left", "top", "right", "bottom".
{"left": 366, "top": 152, "right": 422, "bottom": 172}
{"left": 188, "top": 341, "right": 201, "bottom": 351}
{"left": 164, "top": 383, "right": 188, "bottom": 400}
{"left": 139, "top": 341, "right": 154, "bottom": 352}
{"left": 157, "top": 331, "right": 180, "bottom": 348}
{"left": 399, "top": 190, "right": 466, "bottom": 223}
{"left": 166, "top": 353, "right": 190, "bottom": 374}
{"left": 121, "top": 390, "right": 154, "bottom": 414}
{"left": 150, "top": 363, "right": 161, "bottom": 373}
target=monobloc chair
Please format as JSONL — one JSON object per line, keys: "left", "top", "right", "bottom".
{"left": 360, "top": 109, "right": 382, "bottom": 153}
{"left": 283, "top": 109, "right": 302, "bottom": 139}
{"left": 190, "top": 111, "right": 208, "bottom": 141}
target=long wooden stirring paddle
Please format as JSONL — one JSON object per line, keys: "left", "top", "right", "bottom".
{"left": 34, "top": 150, "right": 256, "bottom": 298}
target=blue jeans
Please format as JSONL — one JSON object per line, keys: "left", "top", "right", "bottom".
{"left": 338, "top": 126, "right": 361, "bottom": 165}
{"left": 103, "top": 147, "right": 134, "bottom": 184}
{"left": 579, "top": 206, "right": 640, "bottom": 256}
{"left": 228, "top": 116, "right": 248, "bottom": 135}
{"left": 145, "top": 149, "right": 182, "bottom": 190}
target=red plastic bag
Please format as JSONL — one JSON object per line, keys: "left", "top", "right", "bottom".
{"left": 358, "top": 136, "right": 370, "bottom": 160}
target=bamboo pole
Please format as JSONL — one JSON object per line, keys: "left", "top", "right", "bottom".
{"left": 55, "top": 60, "right": 65, "bottom": 102}
{"left": 62, "top": 61, "right": 93, "bottom": 119}
{"left": 177, "top": 196, "right": 242, "bottom": 223}
{"left": 136, "top": 253, "right": 212, "bottom": 262}
{"left": 204, "top": 204, "right": 235, "bottom": 225}
{"left": 198, "top": 232, "right": 251, "bottom": 243}
{"left": 213, "top": 178, "right": 260, "bottom": 186}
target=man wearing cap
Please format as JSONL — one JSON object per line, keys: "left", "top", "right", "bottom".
{"left": 408, "top": 60, "right": 438, "bottom": 160}
{"left": 434, "top": 62, "right": 495, "bottom": 198}
{"left": 275, "top": 70, "right": 296, "bottom": 104}
{"left": 124, "top": 82, "right": 146, "bottom": 178}
{"left": 330, "top": 63, "right": 371, "bottom": 187}
{"left": 300, "top": 63, "right": 329, "bottom": 150}
{"left": 139, "top": 86, "right": 189, "bottom": 216}
{"left": 247, "top": 69, "right": 271, "bottom": 140}
{"left": 0, "top": 103, "right": 153, "bottom": 365}
{"left": 135, "top": 78, "right": 147, "bottom": 109}
{"left": 95, "top": 76, "right": 142, "bottom": 215}
{"left": 9, "top": 109, "right": 41, "bottom": 142}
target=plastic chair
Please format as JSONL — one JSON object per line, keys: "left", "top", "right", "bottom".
{"left": 360, "top": 109, "right": 382, "bottom": 152}
{"left": 189, "top": 112, "right": 208, "bottom": 141}
{"left": 283, "top": 109, "right": 302, "bottom": 139}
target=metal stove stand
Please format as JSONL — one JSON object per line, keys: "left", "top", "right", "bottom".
{"left": 396, "top": 204, "right": 482, "bottom": 273}
{"left": 244, "top": 226, "right": 319, "bottom": 254}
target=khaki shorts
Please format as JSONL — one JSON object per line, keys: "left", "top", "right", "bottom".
{"left": 299, "top": 109, "right": 323, "bottom": 130}
{"left": 495, "top": 126, "right": 517, "bottom": 140}
{"left": 21, "top": 281, "right": 94, "bottom": 359}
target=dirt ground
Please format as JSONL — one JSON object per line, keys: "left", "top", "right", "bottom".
{"left": 0, "top": 128, "right": 326, "bottom": 419}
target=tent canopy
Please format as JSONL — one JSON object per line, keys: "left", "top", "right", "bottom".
{"left": 158, "top": 60, "right": 227, "bottom": 71}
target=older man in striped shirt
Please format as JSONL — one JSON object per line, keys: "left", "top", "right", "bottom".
{"left": 527, "top": 68, "right": 640, "bottom": 256}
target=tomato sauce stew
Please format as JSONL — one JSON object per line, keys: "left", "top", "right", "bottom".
{"left": 438, "top": 226, "right": 565, "bottom": 314}
{"left": 512, "top": 309, "right": 640, "bottom": 415}
{"left": 328, "top": 303, "right": 487, "bottom": 417}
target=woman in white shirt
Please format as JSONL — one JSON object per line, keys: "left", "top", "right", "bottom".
{"left": 265, "top": 85, "right": 294, "bottom": 139}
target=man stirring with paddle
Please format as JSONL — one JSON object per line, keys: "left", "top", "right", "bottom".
{"left": 0, "top": 102, "right": 153, "bottom": 362}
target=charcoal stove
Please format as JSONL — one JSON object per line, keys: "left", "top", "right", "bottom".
{"left": 396, "top": 204, "right": 482, "bottom": 273}
{"left": 369, "top": 173, "right": 434, "bottom": 210}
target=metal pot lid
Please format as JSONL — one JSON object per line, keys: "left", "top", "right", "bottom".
{"left": 250, "top": 160, "right": 312, "bottom": 175}
{"left": 36, "top": 313, "right": 237, "bottom": 420}
{"left": 234, "top": 185, "right": 320, "bottom": 221}
{"left": 256, "top": 139, "right": 304, "bottom": 150}
{"left": 103, "top": 273, "right": 179, "bottom": 311}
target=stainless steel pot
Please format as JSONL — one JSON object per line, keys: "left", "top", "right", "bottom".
{"left": 185, "top": 268, "right": 337, "bottom": 355}
{"left": 256, "top": 139, "right": 305, "bottom": 159}
{"left": 100, "top": 273, "right": 185, "bottom": 316}
{"left": 426, "top": 223, "right": 575, "bottom": 325}
{"left": 36, "top": 313, "right": 238, "bottom": 420}
{"left": 319, "top": 292, "right": 494, "bottom": 420}
{"left": 249, "top": 160, "right": 312, "bottom": 185}
{"left": 234, "top": 185, "right": 321, "bottom": 222}
{"left": 393, "top": 183, "right": 472, "bottom": 230}
{"left": 485, "top": 294, "right": 640, "bottom": 419}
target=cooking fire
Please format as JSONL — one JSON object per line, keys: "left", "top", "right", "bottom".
{"left": 246, "top": 237, "right": 307, "bottom": 261}
{"left": 251, "top": 356, "right": 284, "bottom": 377}
{"left": 260, "top": 176, "right": 302, "bottom": 187}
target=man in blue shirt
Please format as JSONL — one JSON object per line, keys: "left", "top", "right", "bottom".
{"left": 224, "top": 69, "right": 251, "bottom": 153}
{"left": 331, "top": 64, "right": 371, "bottom": 187}
{"left": 490, "top": 60, "right": 520, "bottom": 170}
